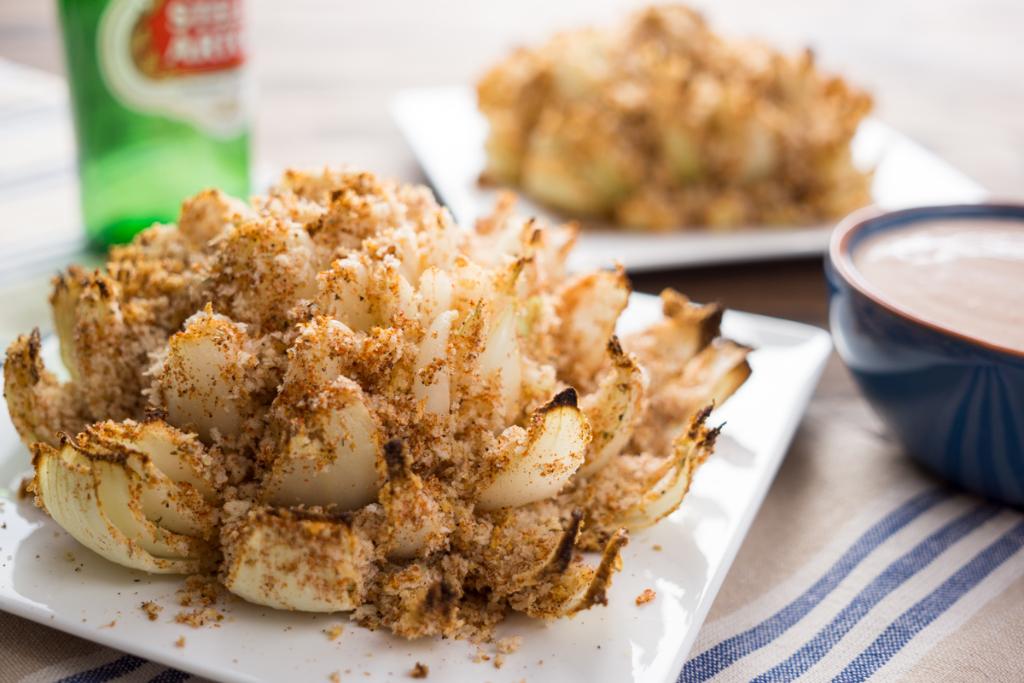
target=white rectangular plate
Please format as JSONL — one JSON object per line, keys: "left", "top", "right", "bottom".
{"left": 392, "top": 86, "right": 986, "bottom": 271}
{"left": 0, "top": 293, "right": 831, "bottom": 683}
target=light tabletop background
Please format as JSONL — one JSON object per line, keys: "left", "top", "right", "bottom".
{"left": 1, "top": 1, "right": 1023, "bottom": 681}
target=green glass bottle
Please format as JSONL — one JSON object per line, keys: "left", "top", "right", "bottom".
{"left": 57, "top": 0, "right": 251, "bottom": 246}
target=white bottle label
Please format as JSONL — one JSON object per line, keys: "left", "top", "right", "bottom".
{"left": 98, "top": 0, "right": 248, "bottom": 138}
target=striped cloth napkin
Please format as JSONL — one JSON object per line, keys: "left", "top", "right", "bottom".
{"left": 684, "top": 485, "right": 1024, "bottom": 682}
{"left": 2, "top": 58, "right": 1022, "bottom": 683}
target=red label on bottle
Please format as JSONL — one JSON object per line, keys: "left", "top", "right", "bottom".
{"left": 101, "top": 0, "right": 249, "bottom": 136}
{"left": 145, "top": 0, "right": 244, "bottom": 74}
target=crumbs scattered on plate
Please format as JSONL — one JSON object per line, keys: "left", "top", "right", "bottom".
{"left": 324, "top": 624, "right": 345, "bottom": 641}
{"left": 496, "top": 636, "right": 522, "bottom": 654}
{"left": 409, "top": 662, "right": 429, "bottom": 678}
{"left": 177, "top": 574, "right": 224, "bottom": 607}
{"left": 140, "top": 601, "right": 162, "bottom": 621}
{"left": 470, "top": 636, "right": 523, "bottom": 669}
{"left": 174, "top": 575, "right": 227, "bottom": 627}
{"left": 175, "top": 607, "right": 224, "bottom": 628}
{"left": 636, "top": 588, "right": 656, "bottom": 605}
{"left": 174, "top": 636, "right": 186, "bottom": 648}
{"left": 494, "top": 636, "right": 523, "bottom": 668}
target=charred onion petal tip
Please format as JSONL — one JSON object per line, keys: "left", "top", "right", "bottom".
{"left": 547, "top": 387, "right": 578, "bottom": 410}
{"left": 582, "top": 528, "right": 629, "bottom": 609}
{"left": 607, "top": 335, "right": 624, "bottom": 357}
{"left": 705, "top": 423, "right": 725, "bottom": 448}
{"left": 688, "top": 403, "right": 715, "bottom": 439}
{"left": 550, "top": 509, "right": 585, "bottom": 574}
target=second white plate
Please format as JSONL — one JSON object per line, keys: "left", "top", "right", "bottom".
{"left": 392, "top": 86, "right": 986, "bottom": 272}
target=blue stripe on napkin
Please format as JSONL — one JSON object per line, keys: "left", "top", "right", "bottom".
{"left": 679, "top": 488, "right": 948, "bottom": 682}
{"left": 833, "top": 519, "right": 1024, "bottom": 683}
{"left": 148, "top": 669, "right": 191, "bottom": 683}
{"left": 751, "top": 504, "right": 1000, "bottom": 682}
{"left": 56, "top": 655, "right": 145, "bottom": 683}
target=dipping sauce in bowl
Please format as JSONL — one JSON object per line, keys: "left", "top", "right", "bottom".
{"left": 827, "top": 204, "right": 1024, "bottom": 506}
{"left": 852, "top": 219, "right": 1024, "bottom": 353}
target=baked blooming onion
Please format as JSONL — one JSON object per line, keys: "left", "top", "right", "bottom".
{"left": 4, "top": 168, "right": 750, "bottom": 639}
{"left": 477, "top": 5, "right": 873, "bottom": 230}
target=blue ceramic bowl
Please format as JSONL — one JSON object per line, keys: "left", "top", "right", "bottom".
{"left": 827, "top": 204, "right": 1024, "bottom": 506}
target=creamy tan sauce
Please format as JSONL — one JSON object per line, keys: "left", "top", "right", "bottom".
{"left": 853, "top": 218, "right": 1024, "bottom": 351}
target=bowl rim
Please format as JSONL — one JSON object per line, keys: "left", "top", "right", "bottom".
{"left": 829, "top": 202, "right": 1024, "bottom": 359}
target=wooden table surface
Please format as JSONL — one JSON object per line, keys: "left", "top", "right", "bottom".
{"left": 1, "top": 0, "right": 1022, "bottom": 664}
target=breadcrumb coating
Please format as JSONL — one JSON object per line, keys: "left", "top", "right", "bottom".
{"left": 5, "top": 166, "right": 751, "bottom": 640}
{"left": 636, "top": 588, "right": 656, "bottom": 605}
{"left": 477, "top": 4, "right": 873, "bottom": 230}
